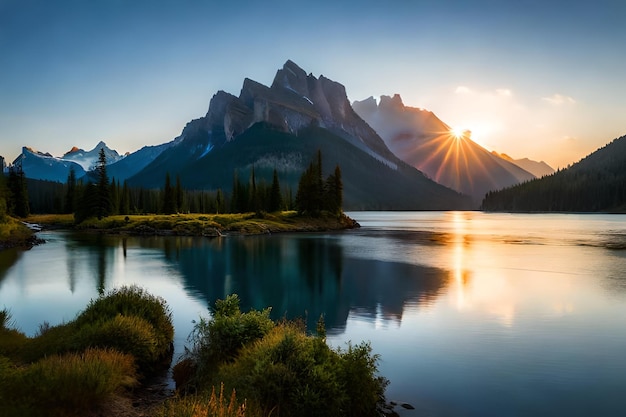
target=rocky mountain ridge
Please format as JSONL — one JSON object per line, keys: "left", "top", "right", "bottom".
{"left": 128, "top": 60, "right": 472, "bottom": 210}
{"left": 353, "top": 94, "right": 541, "bottom": 203}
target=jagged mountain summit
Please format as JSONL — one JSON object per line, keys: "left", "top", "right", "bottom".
{"left": 13, "top": 139, "right": 179, "bottom": 184}
{"left": 12, "top": 147, "right": 87, "bottom": 183}
{"left": 352, "top": 94, "right": 537, "bottom": 205}
{"left": 62, "top": 141, "right": 124, "bottom": 171}
{"left": 12, "top": 141, "right": 122, "bottom": 183}
{"left": 129, "top": 60, "right": 472, "bottom": 210}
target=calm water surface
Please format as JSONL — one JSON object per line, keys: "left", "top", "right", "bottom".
{"left": 1, "top": 212, "right": 625, "bottom": 416}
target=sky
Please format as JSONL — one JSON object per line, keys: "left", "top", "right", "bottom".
{"left": 1, "top": 0, "right": 625, "bottom": 169}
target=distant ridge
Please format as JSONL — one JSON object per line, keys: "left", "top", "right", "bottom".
{"left": 491, "top": 151, "right": 554, "bottom": 178}
{"left": 482, "top": 134, "right": 626, "bottom": 212}
{"left": 353, "top": 94, "right": 536, "bottom": 205}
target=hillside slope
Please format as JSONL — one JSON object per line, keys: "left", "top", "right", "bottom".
{"left": 482, "top": 135, "right": 626, "bottom": 212}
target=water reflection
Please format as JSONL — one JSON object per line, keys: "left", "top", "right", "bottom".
{"left": 135, "top": 234, "right": 448, "bottom": 333}
{"left": 52, "top": 232, "right": 451, "bottom": 334}
{"left": 2, "top": 213, "right": 626, "bottom": 417}
{"left": 0, "top": 248, "right": 21, "bottom": 281}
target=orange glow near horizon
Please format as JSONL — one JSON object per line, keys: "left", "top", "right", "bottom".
{"left": 407, "top": 127, "right": 501, "bottom": 198}
{"left": 450, "top": 127, "right": 465, "bottom": 139}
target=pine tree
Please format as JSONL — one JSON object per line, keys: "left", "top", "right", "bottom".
{"left": 64, "top": 167, "right": 77, "bottom": 214}
{"left": 109, "top": 178, "right": 119, "bottom": 215}
{"left": 216, "top": 188, "right": 225, "bottom": 214}
{"left": 325, "top": 165, "right": 343, "bottom": 215}
{"left": 296, "top": 162, "right": 316, "bottom": 215}
{"left": 162, "top": 172, "right": 176, "bottom": 214}
{"left": 119, "top": 180, "right": 130, "bottom": 215}
{"left": 269, "top": 168, "right": 283, "bottom": 212}
{"left": 74, "top": 182, "right": 98, "bottom": 223}
{"left": 7, "top": 165, "right": 29, "bottom": 218}
{"left": 249, "top": 166, "right": 261, "bottom": 214}
{"left": 175, "top": 175, "right": 184, "bottom": 213}
{"left": 95, "top": 148, "right": 111, "bottom": 219}
{"left": 0, "top": 172, "right": 8, "bottom": 222}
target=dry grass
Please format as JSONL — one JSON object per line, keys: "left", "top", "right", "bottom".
{"left": 156, "top": 384, "right": 246, "bottom": 417}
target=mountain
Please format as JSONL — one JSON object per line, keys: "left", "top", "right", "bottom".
{"left": 104, "top": 140, "right": 180, "bottom": 183}
{"left": 13, "top": 139, "right": 175, "bottom": 184}
{"left": 482, "top": 134, "right": 626, "bottom": 212}
{"left": 129, "top": 60, "right": 472, "bottom": 210}
{"left": 12, "top": 147, "right": 86, "bottom": 183}
{"left": 62, "top": 141, "right": 124, "bottom": 171}
{"left": 491, "top": 152, "right": 554, "bottom": 178}
{"left": 352, "top": 94, "right": 536, "bottom": 205}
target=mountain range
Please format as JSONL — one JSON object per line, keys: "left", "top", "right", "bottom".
{"left": 8, "top": 60, "right": 556, "bottom": 210}
{"left": 352, "top": 94, "right": 552, "bottom": 203}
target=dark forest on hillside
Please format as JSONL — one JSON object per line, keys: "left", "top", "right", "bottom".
{"left": 482, "top": 135, "right": 626, "bottom": 212}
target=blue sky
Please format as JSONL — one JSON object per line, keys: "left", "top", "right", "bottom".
{"left": 1, "top": 0, "right": 625, "bottom": 168}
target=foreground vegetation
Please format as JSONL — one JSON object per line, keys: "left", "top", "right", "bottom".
{"left": 167, "top": 294, "right": 389, "bottom": 417}
{"left": 0, "top": 290, "right": 389, "bottom": 417}
{"left": 0, "top": 286, "right": 173, "bottom": 417}
{"left": 26, "top": 211, "right": 359, "bottom": 237}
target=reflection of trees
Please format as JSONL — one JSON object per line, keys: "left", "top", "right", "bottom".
{"left": 0, "top": 249, "right": 21, "bottom": 284}
{"left": 165, "top": 234, "right": 448, "bottom": 334}
{"left": 65, "top": 233, "right": 117, "bottom": 295}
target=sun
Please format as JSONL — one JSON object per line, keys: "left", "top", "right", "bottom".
{"left": 450, "top": 127, "right": 465, "bottom": 139}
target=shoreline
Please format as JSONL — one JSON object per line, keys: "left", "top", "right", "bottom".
{"left": 23, "top": 211, "right": 360, "bottom": 239}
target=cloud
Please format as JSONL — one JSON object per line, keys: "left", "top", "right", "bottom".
{"left": 456, "top": 86, "right": 512, "bottom": 97}
{"left": 542, "top": 93, "right": 576, "bottom": 105}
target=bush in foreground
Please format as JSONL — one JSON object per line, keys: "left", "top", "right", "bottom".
{"left": 15, "top": 286, "right": 174, "bottom": 374}
{"left": 0, "top": 348, "right": 136, "bottom": 417}
{"left": 0, "top": 287, "right": 174, "bottom": 417}
{"left": 171, "top": 295, "right": 388, "bottom": 417}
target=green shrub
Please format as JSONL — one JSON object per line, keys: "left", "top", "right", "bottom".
{"left": 178, "top": 295, "right": 388, "bottom": 417}
{"left": 75, "top": 285, "right": 174, "bottom": 362}
{"left": 215, "top": 323, "right": 340, "bottom": 417}
{"left": 16, "top": 287, "right": 174, "bottom": 374}
{"left": 336, "top": 342, "right": 389, "bottom": 417}
{"left": 1, "top": 348, "right": 136, "bottom": 417}
{"left": 187, "top": 294, "right": 274, "bottom": 377}
{"left": 73, "top": 314, "right": 160, "bottom": 370}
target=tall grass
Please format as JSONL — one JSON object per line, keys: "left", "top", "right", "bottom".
{"left": 157, "top": 384, "right": 246, "bottom": 417}
{"left": 16, "top": 286, "right": 174, "bottom": 374}
{"left": 0, "top": 287, "right": 175, "bottom": 416}
{"left": 0, "top": 309, "right": 28, "bottom": 358}
{"left": 0, "top": 348, "right": 136, "bottom": 417}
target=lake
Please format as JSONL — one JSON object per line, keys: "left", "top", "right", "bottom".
{"left": 1, "top": 211, "right": 625, "bottom": 416}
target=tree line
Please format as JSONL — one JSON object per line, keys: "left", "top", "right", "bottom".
{"left": 482, "top": 135, "right": 626, "bottom": 212}
{"left": 13, "top": 149, "right": 343, "bottom": 221}
{"left": 0, "top": 164, "right": 30, "bottom": 221}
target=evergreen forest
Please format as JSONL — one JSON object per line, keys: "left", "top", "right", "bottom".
{"left": 6, "top": 149, "right": 344, "bottom": 222}
{"left": 482, "top": 135, "right": 626, "bottom": 212}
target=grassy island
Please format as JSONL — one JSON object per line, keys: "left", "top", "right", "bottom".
{"left": 25, "top": 211, "right": 360, "bottom": 237}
